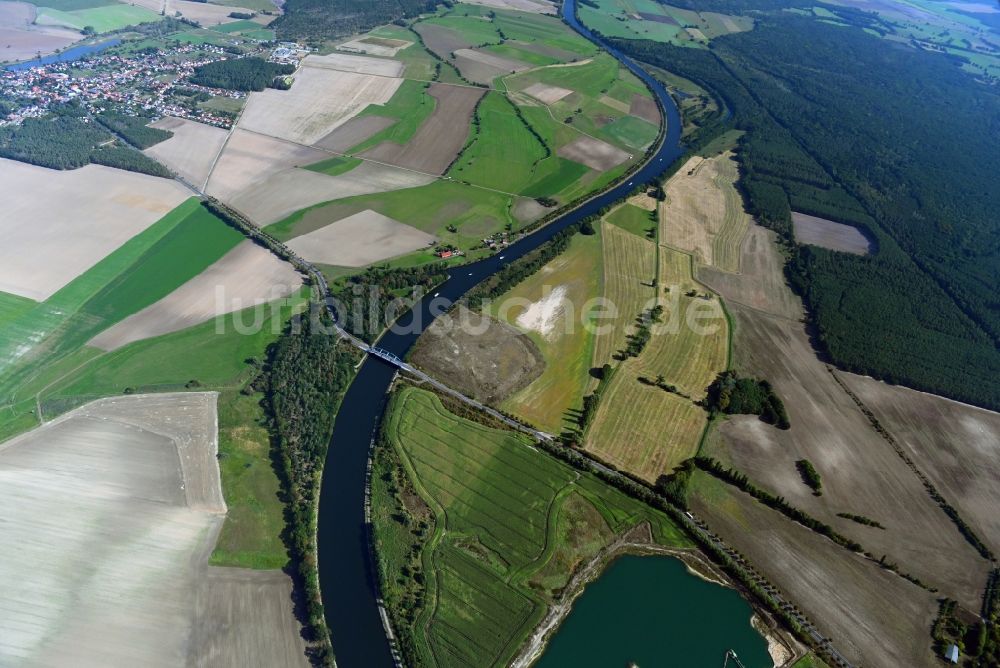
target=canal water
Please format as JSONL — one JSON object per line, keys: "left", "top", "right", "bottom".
{"left": 5, "top": 39, "right": 121, "bottom": 71}
{"left": 535, "top": 555, "right": 774, "bottom": 668}
{"left": 314, "top": 0, "right": 775, "bottom": 666}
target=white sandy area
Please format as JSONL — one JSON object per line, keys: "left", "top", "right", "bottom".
{"left": 515, "top": 285, "right": 567, "bottom": 340}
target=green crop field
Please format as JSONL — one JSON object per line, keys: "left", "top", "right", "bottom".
{"left": 422, "top": 10, "right": 503, "bottom": 45}
{"left": 449, "top": 91, "right": 548, "bottom": 194}
{"left": 0, "top": 292, "right": 35, "bottom": 330}
{"left": 346, "top": 79, "right": 437, "bottom": 153}
{"left": 37, "top": 3, "right": 162, "bottom": 33}
{"left": 23, "top": 0, "right": 113, "bottom": 10}
{"left": 599, "top": 114, "right": 659, "bottom": 150}
{"left": 576, "top": 0, "right": 750, "bottom": 46}
{"left": 304, "top": 155, "right": 362, "bottom": 177}
{"left": 375, "top": 386, "right": 690, "bottom": 667}
{"left": 520, "top": 156, "right": 590, "bottom": 200}
{"left": 493, "top": 10, "right": 596, "bottom": 56}
{"left": 487, "top": 228, "right": 603, "bottom": 434}
{"left": 606, "top": 202, "right": 656, "bottom": 238}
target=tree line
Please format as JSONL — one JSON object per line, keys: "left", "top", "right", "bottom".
{"left": 190, "top": 57, "right": 295, "bottom": 92}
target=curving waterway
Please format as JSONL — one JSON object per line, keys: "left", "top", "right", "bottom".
{"left": 315, "top": 2, "right": 685, "bottom": 665}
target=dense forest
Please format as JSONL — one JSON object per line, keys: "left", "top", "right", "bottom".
{"left": 0, "top": 114, "right": 170, "bottom": 176}
{"left": 190, "top": 57, "right": 295, "bottom": 91}
{"left": 610, "top": 9, "right": 1000, "bottom": 410}
{"left": 95, "top": 111, "right": 173, "bottom": 149}
{"left": 272, "top": 0, "right": 435, "bottom": 43}
{"left": 263, "top": 308, "right": 360, "bottom": 667}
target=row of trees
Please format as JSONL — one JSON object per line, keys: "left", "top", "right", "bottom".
{"left": 262, "top": 310, "right": 360, "bottom": 667}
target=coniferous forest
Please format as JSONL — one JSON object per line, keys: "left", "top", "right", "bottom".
{"left": 610, "top": 9, "right": 1000, "bottom": 410}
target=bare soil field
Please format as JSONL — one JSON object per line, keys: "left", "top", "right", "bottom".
{"left": 0, "top": 1, "right": 78, "bottom": 62}
{"left": 143, "top": 116, "right": 228, "bottom": 191}
{"left": 512, "top": 196, "right": 552, "bottom": 223}
{"left": 337, "top": 36, "right": 411, "bottom": 57}
{"left": 691, "top": 472, "right": 940, "bottom": 668}
{"left": 0, "top": 392, "right": 307, "bottom": 667}
{"left": 841, "top": 372, "right": 1000, "bottom": 555}
{"left": 206, "top": 128, "right": 328, "bottom": 202}
{"left": 284, "top": 209, "right": 435, "bottom": 267}
{"left": 127, "top": 0, "right": 254, "bottom": 26}
{"left": 523, "top": 81, "right": 573, "bottom": 104}
{"left": 361, "top": 83, "right": 484, "bottom": 174}
{"left": 453, "top": 47, "right": 530, "bottom": 84}
{"left": 557, "top": 135, "right": 629, "bottom": 171}
{"left": 238, "top": 59, "right": 401, "bottom": 145}
{"left": 629, "top": 93, "right": 660, "bottom": 124}
{"left": 0, "top": 158, "right": 189, "bottom": 301}
{"left": 89, "top": 241, "right": 302, "bottom": 351}
{"left": 314, "top": 114, "right": 394, "bottom": 152}
{"left": 414, "top": 23, "right": 471, "bottom": 61}
{"left": 191, "top": 567, "right": 308, "bottom": 668}
{"left": 410, "top": 307, "right": 545, "bottom": 404}
{"left": 304, "top": 51, "right": 404, "bottom": 77}
{"left": 697, "top": 224, "right": 801, "bottom": 320}
{"left": 229, "top": 159, "right": 435, "bottom": 225}
{"left": 715, "top": 302, "right": 991, "bottom": 607}
{"left": 659, "top": 152, "right": 751, "bottom": 273}
{"left": 791, "top": 211, "right": 872, "bottom": 255}
{"left": 459, "top": 0, "right": 556, "bottom": 13}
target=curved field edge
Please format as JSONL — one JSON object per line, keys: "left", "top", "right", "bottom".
{"left": 372, "top": 385, "right": 689, "bottom": 667}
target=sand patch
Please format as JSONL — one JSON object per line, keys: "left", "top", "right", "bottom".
{"left": 791, "top": 211, "right": 871, "bottom": 255}
{"left": 360, "top": 83, "right": 485, "bottom": 174}
{"left": 557, "top": 135, "right": 629, "bottom": 171}
{"left": 89, "top": 241, "right": 302, "bottom": 351}
{"left": 284, "top": 209, "right": 435, "bottom": 267}
{"left": 238, "top": 58, "right": 401, "bottom": 146}
{"left": 313, "top": 114, "right": 395, "bottom": 152}
{"left": 515, "top": 285, "right": 567, "bottom": 340}
{"left": 523, "top": 81, "right": 573, "bottom": 104}
{"left": 337, "top": 35, "right": 412, "bottom": 57}
{"left": 0, "top": 158, "right": 189, "bottom": 301}
{"left": 229, "top": 159, "right": 436, "bottom": 225}
{"left": 143, "top": 116, "right": 228, "bottom": 191}
{"left": 303, "top": 51, "right": 404, "bottom": 77}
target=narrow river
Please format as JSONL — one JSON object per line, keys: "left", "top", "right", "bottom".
{"left": 315, "top": 2, "right": 685, "bottom": 665}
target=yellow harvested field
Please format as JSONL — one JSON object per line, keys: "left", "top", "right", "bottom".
{"left": 238, "top": 58, "right": 402, "bottom": 146}
{"left": 337, "top": 36, "right": 412, "bottom": 58}
{"left": 0, "top": 158, "right": 190, "bottom": 301}
{"left": 143, "top": 116, "right": 228, "bottom": 191}
{"left": 284, "top": 210, "right": 436, "bottom": 267}
{"left": 0, "top": 2, "right": 78, "bottom": 62}
{"left": 592, "top": 222, "right": 655, "bottom": 366}
{"left": 638, "top": 246, "right": 727, "bottom": 401}
{"left": 627, "top": 191, "right": 658, "bottom": 211}
{"left": 89, "top": 241, "right": 302, "bottom": 351}
{"left": 586, "top": 366, "right": 706, "bottom": 482}
{"left": 304, "top": 51, "right": 405, "bottom": 77}
{"left": 659, "top": 152, "right": 751, "bottom": 273}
